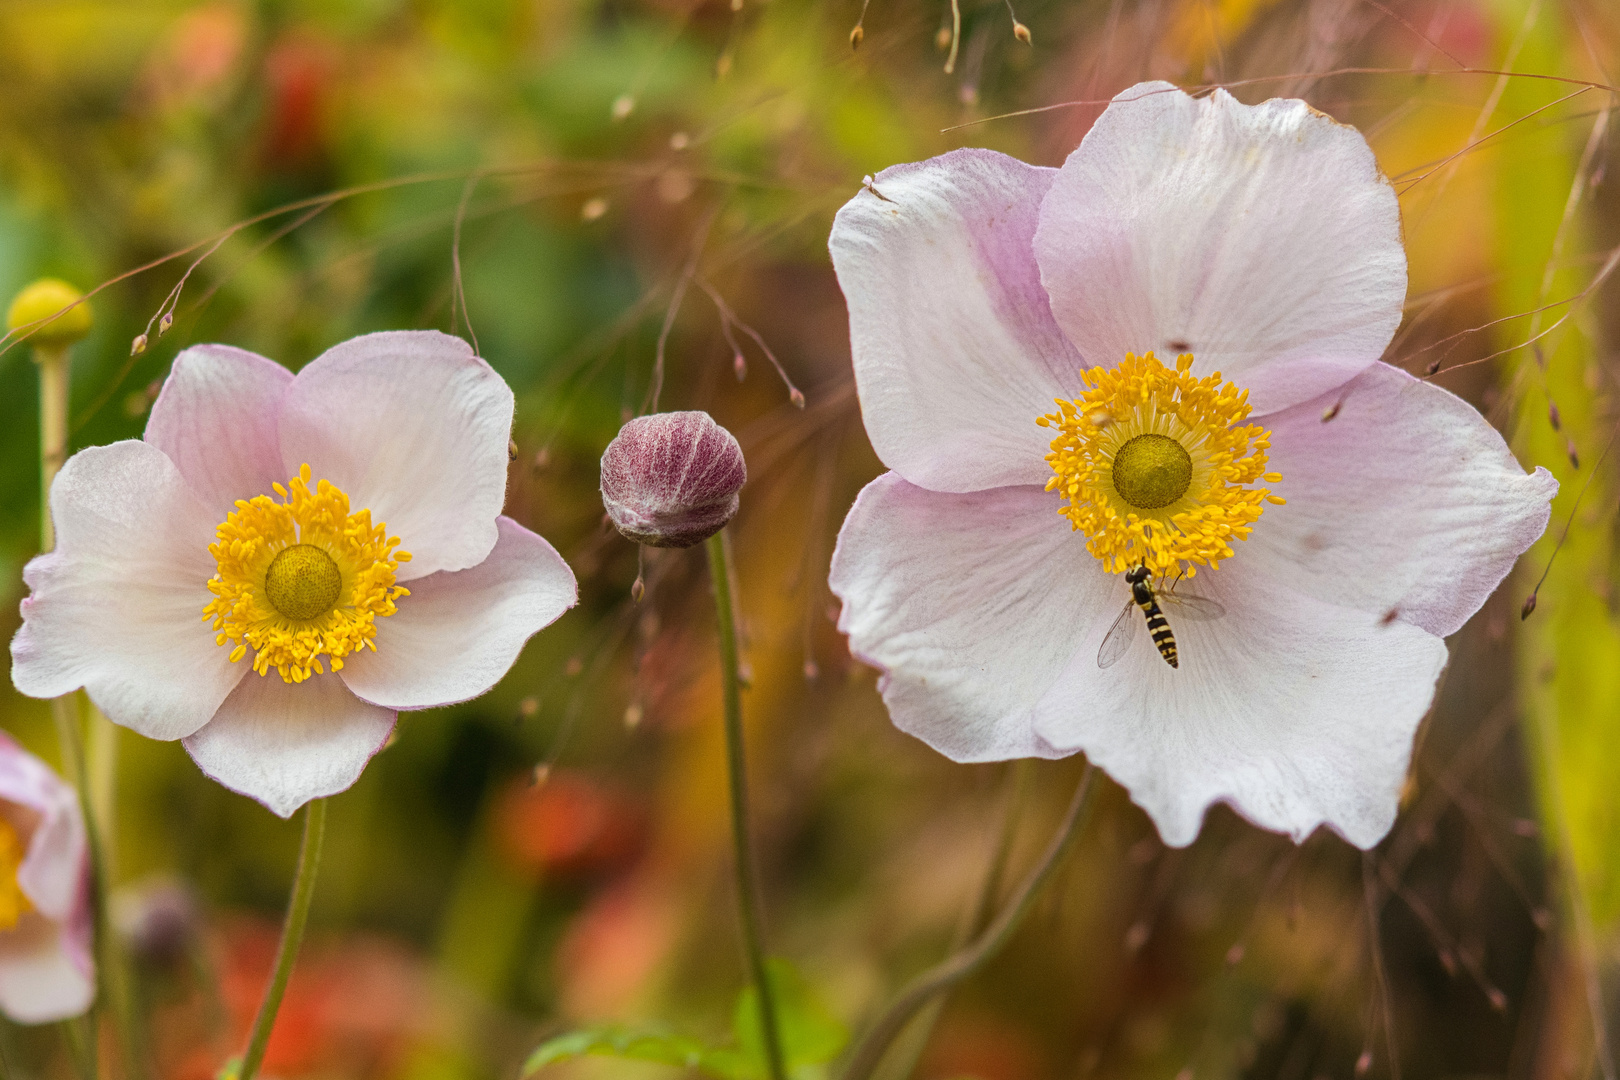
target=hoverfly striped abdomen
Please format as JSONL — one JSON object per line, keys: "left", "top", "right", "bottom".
{"left": 1127, "top": 565, "right": 1179, "bottom": 668}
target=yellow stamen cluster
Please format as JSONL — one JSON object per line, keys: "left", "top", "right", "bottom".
{"left": 1038, "top": 351, "right": 1283, "bottom": 578}
{"left": 0, "top": 817, "right": 32, "bottom": 931}
{"left": 203, "top": 464, "right": 411, "bottom": 683}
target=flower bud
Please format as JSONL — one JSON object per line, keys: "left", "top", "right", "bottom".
{"left": 111, "top": 876, "right": 199, "bottom": 968}
{"left": 601, "top": 411, "right": 745, "bottom": 548}
{"left": 6, "top": 278, "right": 92, "bottom": 348}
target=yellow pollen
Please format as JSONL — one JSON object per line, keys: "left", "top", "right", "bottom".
{"left": 0, "top": 817, "right": 32, "bottom": 931}
{"left": 203, "top": 464, "right": 413, "bottom": 684}
{"left": 1038, "top": 351, "right": 1283, "bottom": 578}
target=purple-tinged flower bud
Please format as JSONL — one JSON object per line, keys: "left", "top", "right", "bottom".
{"left": 601, "top": 411, "right": 745, "bottom": 548}
{"left": 111, "top": 876, "right": 199, "bottom": 968}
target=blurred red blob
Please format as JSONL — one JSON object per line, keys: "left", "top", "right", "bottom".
{"left": 495, "top": 770, "right": 647, "bottom": 880}
{"left": 555, "top": 877, "right": 680, "bottom": 1017}
{"left": 171, "top": 921, "right": 434, "bottom": 1080}
{"left": 920, "top": 1010, "right": 1044, "bottom": 1080}
{"left": 261, "top": 36, "right": 333, "bottom": 167}
{"left": 1406, "top": 0, "right": 1492, "bottom": 67}
{"left": 145, "top": 3, "right": 246, "bottom": 102}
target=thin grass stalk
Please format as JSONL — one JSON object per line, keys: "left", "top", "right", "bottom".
{"left": 841, "top": 763, "right": 1098, "bottom": 1080}
{"left": 877, "top": 760, "right": 1035, "bottom": 1080}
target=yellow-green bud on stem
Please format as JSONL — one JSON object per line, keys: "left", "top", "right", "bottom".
{"left": 7, "top": 278, "right": 92, "bottom": 350}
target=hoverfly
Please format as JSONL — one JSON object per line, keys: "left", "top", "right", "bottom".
{"left": 1097, "top": 564, "right": 1225, "bottom": 670}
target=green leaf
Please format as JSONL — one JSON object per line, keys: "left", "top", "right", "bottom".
{"left": 520, "top": 962, "right": 846, "bottom": 1080}
{"left": 1496, "top": 0, "right": 1620, "bottom": 933}
{"left": 733, "top": 958, "right": 850, "bottom": 1079}
{"left": 522, "top": 1025, "right": 744, "bottom": 1078}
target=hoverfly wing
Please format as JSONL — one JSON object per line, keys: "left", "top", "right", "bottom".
{"left": 1097, "top": 599, "right": 1138, "bottom": 669}
{"left": 1162, "top": 593, "right": 1225, "bottom": 622}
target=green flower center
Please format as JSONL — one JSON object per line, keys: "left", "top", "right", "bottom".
{"left": 1110, "top": 433, "right": 1193, "bottom": 510}
{"left": 264, "top": 544, "right": 343, "bottom": 621}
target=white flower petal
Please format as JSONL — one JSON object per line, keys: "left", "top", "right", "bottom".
{"left": 0, "top": 912, "right": 94, "bottom": 1024}
{"left": 339, "top": 517, "right": 577, "bottom": 710}
{"left": 277, "top": 330, "right": 514, "bottom": 580}
{"left": 829, "top": 473, "right": 1110, "bottom": 761}
{"left": 829, "top": 149, "right": 1086, "bottom": 492}
{"left": 1250, "top": 362, "right": 1556, "bottom": 637}
{"left": 183, "top": 672, "right": 396, "bottom": 818}
{"left": 0, "top": 733, "right": 85, "bottom": 920}
{"left": 10, "top": 442, "right": 243, "bottom": 740}
{"left": 1034, "top": 82, "right": 1406, "bottom": 415}
{"left": 144, "top": 344, "right": 293, "bottom": 517}
{"left": 1034, "top": 557, "right": 1448, "bottom": 848}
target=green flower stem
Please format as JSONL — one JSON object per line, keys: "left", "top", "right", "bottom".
{"left": 237, "top": 798, "right": 328, "bottom": 1080}
{"left": 840, "top": 763, "right": 1098, "bottom": 1080}
{"left": 704, "top": 532, "right": 787, "bottom": 1080}
{"left": 36, "top": 341, "right": 128, "bottom": 1080}
{"left": 35, "top": 343, "right": 68, "bottom": 552}
{"left": 59, "top": 1015, "right": 95, "bottom": 1080}
{"left": 877, "top": 761, "right": 1035, "bottom": 1080}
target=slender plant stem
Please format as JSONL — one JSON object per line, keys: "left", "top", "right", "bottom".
{"left": 59, "top": 1016, "right": 95, "bottom": 1080}
{"left": 36, "top": 342, "right": 126, "bottom": 1080}
{"left": 36, "top": 343, "right": 68, "bottom": 552}
{"left": 237, "top": 799, "right": 328, "bottom": 1080}
{"left": 704, "top": 531, "right": 788, "bottom": 1080}
{"left": 878, "top": 760, "right": 1034, "bottom": 1080}
{"left": 841, "top": 763, "right": 1098, "bottom": 1080}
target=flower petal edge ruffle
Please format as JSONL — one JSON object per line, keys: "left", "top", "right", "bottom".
{"left": 1249, "top": 362, "right": 1557, "bottom": 637}
{"left": 144, "top": 344, "right": 293, "bottom": 521}
{"left": 1034, "top": 81, "right": 1407, "bottom": 417}
{"left": 183, "top": 671, "right": 396, "bottom": 818}
{"left": 829, "top": 473, "right": 1111, "bottom": 761}
{"left": 276, "top": 330, "right": 514, "bottom": 581}
{"left": 1032, "top": 555, "right": 1448, "bottom": 848}
{"left": 10, "top": 441, "right": 245, "bottom": 741}
{"left": 338, "top": 516, "right": 578, "bottom": 710}
{"left": 830, "top": 149, "right": 1085, "bottom": 494}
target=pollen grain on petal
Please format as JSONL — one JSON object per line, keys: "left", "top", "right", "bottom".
{"left": 202, "top": 463, "right": 408, "bottom": 684}
{"left": 1040, "top": 351, "right": 1278, "bottom": 577}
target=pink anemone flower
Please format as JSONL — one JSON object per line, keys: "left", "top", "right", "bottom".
{"left": 827, "top": 82, "right": 1556, "bottom": 848}
{"left": 0, "top": 732, "right": 93, "bottom": 1023}
{"left": 11, "top": 331, "right": 578, "bottom": 817}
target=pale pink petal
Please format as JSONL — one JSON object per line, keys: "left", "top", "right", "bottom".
{"left": 182, "top": 672, "right": 396, "bottom": 818}
{"left": 1035, "top": 82, "right": 1406, "bottom": 416}
{"left": 0, "top": 733, "right": 85, "bottom": 920}
{"left": 144, "top": 344, "right": 293, "bottom": 517}
{"left": 1033, "top": 556, "right": 1448, "bottom": 848}
{"left": 830, "top": 150, "right": 1086, "bottom": 493}
{"left": 0, "top": 912, "right": 94, "bottom": 1024}
{"left": 10, "top": 442, "right": 244, "bottom": 740}
{"left": 1249, "top": 363, "right": 1556, "bottom": 637}
{"left": 277, "top": 331, "right": 513, "bottom": 580}
{"left": 339, "top": 517, "right": 577, "bottom": 710}
{"left": 829, "top": 473, "right": 1111, "bottom": 760}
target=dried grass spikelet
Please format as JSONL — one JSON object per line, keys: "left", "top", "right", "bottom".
{"left": 600, "top": 411, "right": 746, "bottom": 548}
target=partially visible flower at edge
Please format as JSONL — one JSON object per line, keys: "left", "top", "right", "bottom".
{"left": 826, "top": 81, "right": 1556, "bottom": 849}
{"left": 10, "top": 330, "right": 578, "bottom": 817}
{"left": 0, "top": 730, "right": 93, "bottom": 1023}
